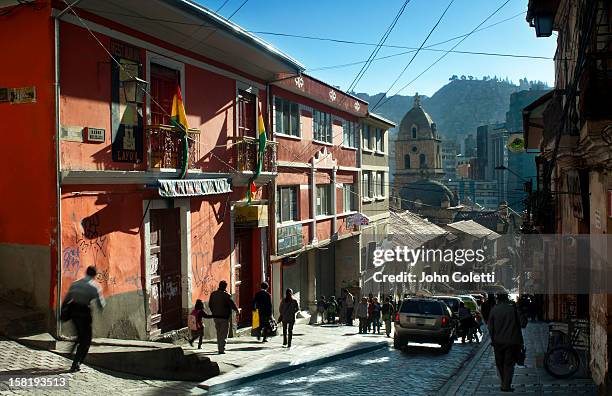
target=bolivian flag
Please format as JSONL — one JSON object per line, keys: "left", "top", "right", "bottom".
{"left": 170, "top": 86, "right": 189, "bottom": 131}
{"left": 247, "top": 104, "right": 267, "bottom": 203}
{"left": 255, "top": 104, "right": 267, "bottom": 177}
{"left": 170, "top": 86, "right": 189, "bottom": 179}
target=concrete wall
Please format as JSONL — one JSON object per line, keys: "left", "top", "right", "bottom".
{"left": 0, "top": 3, "right": 57, "bottom": 324}
{"left": 0, "top": 243, "right": 51, "bottom": 311}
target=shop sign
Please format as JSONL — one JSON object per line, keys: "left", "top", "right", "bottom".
{"left": 158, "top": 178, "right": 232, "bottom": 197}
{"left": 235, "top": 205, "right": 268, "bottom": 228}
{"left": 86, "top": 127, "right": 105, "bottom": 143}
{"left": 277, "top": 224, "right": 303, "bottom": 255}
{"left": 347, "top": 213, "right": 370, "bottom": 227}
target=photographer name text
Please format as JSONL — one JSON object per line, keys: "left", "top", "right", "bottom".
{"left": 373, "top": 271, "right": 496, "bottom": 283}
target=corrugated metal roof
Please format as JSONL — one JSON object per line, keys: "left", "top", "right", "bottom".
{"left": 384, "top": 210, "right": 448, "bottom": 249}
{"left": 446, "top": 220, "right": 501, "bottom": 240}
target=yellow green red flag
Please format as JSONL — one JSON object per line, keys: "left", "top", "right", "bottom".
{"left": 170, "top": 86, "right": 189, "bottom": 179}
{"left": 170, "top": 86, "right": 189, "bottom": 131}
{"left": 255, "top": 104, "right": 267, "bottom": 177}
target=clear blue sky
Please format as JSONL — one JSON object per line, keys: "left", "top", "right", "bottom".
{"left": 199, "top": 0, "right": 557, "bottom": 97}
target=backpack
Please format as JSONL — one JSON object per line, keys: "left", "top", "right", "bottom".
{"left": 188, "top": 312, "right": 199, "bottom": 331}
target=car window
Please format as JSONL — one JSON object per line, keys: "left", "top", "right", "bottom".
{"left": 400, "top": 300, "right": 444, "bottom": 315}
{"left": 440, "top": 298, "right": 458, "bottom": 311}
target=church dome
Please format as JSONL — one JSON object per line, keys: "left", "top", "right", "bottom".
{"left": 398, "top": 93, "right": 437, "bottom": 140}
{"left": 400, "top": 179, "right": 458, "bottom": 208}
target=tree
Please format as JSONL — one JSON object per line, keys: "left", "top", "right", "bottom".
{"left": 460, "top": 75, "right": 467, "bottom": 80}
{"left": 449, "top": 75, "right": 458, "bottom": 81}
{"left": 468, "top": 75, "right": 474, "bottom": 80}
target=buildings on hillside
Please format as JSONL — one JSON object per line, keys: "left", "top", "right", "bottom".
{"left": 0, "top": 0, "right": 392, "bottom": 340}
{"left": 525, "top": 0, "right": 611, "bottom": 390}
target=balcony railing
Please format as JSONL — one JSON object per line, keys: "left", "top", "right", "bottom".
{"left": 146, "top": 125, "right": 200, "bottom": 170}
{"left": 232, "top": 136, "right": 277, "bottom": 174}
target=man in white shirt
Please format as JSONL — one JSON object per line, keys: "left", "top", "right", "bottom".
{"left": 64, "top": 266, "right": 105, "bottom": 372}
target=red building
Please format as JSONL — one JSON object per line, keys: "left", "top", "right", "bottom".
{"left": 269, "top": 74, "right": 368, "bottom": 315}
{"left": 0, "top": 0, "right": 304, "bottom": 339}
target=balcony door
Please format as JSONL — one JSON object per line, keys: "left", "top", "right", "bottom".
{"left": 237, "top": 89, "right": 256, "bottom": 138}
{"left": 150, "top": 63, "right": 179, "bottom": 126}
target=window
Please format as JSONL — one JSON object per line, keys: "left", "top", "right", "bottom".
{"left": 342, "top": 184, "right": 355, "bottom": 212}
{"left": 404, "top": 154, "right": 411, "bottom": 169}
{"left": 376, "top": 172, "right": 385, "bottom": 197}
{"left": 362, "top": 124, "right": 371, "bottom": 150}
{"left": 362, "top": 171, "right": 370, "bottom": 198}
{"left": 419, "top": 153, "right": 427, "bottom": 168}
{"left": 274, "top": 97, "right": 299, "bottom": 137}
{"left": 238, "top": 89, "right": 256, "bottom": 137}
{"left": 276, "top": 186, "right": 298, "bottom": 223}
{"left": 313, "top": 110, "right": 332, "bottom": 143}
{"left": 316, "top": 184, "right": 331, "bottom": 216}
{"left": 412, "top": 126, "right": 417, "bottom": 139}
{"left": 343, "top": 120, "right": 357, "bottom": 148}
{"left": 375, "top": 128, "right": 384, "bottom": 152}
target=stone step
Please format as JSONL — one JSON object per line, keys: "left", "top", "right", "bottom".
{"left": 51, "top": 340, "right": 219, "bottom": 381}
{"left": 17, "top": 333, "right": 57, "bottom": 350}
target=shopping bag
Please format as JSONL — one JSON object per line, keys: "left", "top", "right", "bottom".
{"left": 252, "top": 309, "right": 259, "bottom": 328}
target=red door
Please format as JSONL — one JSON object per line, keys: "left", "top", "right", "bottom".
{"left": 234, "top": 229, "right": 253, "bottom": 327}
{"left": 149, "top": 208, "right": 182, "bottom": 335}
{"left": 150, "top": 63, "right": 179, "bottom": 125}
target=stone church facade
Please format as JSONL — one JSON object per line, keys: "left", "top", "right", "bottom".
{"left": 393, "top": 94, "right": 444, "bottom": 196}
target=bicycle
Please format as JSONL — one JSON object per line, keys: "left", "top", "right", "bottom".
{"left": 544, "top": 320, "right": 588, "bottom": 379}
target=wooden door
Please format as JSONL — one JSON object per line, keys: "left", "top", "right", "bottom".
{"left": 150, "top": 63, "right": 179, "bottom": 125}
{"left": 237, "top": 89, "right": 256, "bottom": 138}
{"left": 149, "top": 208, "right": 182, "bottom": 335}
{"left": 234, "top": 229, "right": 253, "bottom": 327}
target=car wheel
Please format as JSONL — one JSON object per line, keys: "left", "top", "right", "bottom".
{"left": 440, "top": 341, "right": 452, "bottom": 354}
{"left": 393, "top": 336, "right": 402, "bottom": 349}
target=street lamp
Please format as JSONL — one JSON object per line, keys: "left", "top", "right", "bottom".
{"left": 121, "top": 75, "right": 149, "bottom": 104}
{"left": 532, "top": 13, "right": 554, "bottom": 37}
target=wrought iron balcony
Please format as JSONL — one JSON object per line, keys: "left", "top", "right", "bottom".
{"left": 232, "top": 136, "right": 278, "bottom": 174}
{"left": 146, "top": 124, "right": 200, "bottom": 170}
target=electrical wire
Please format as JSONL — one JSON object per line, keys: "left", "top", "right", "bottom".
{"left": 374, "top": 0, "right": 513, "bottom": 110}
{"left": 346, "top": 0, "right": 412, "bottom": 93}
{"left": 371, "top": 0, "right": 455, "bottom": 110}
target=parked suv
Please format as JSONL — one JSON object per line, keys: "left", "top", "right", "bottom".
{"left": 393, "top": 298, "right": 455, "bottom": 353}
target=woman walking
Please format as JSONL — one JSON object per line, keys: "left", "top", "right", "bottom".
{"left": 279, "top": 288, "right": 300, "bottom": 348}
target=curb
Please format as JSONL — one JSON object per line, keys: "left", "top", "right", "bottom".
{"left": 438, "top": 334, "right": 491, "bottom": 396}
{"left": 200, "top": 340, "right": 388, "bottom": 393}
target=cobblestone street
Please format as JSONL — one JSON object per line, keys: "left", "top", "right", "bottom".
{"left": 213, "top": 337, "right": 479, "bottom": 396}
{"left": 0, "top": 338, "right": 202, "bottom": 395}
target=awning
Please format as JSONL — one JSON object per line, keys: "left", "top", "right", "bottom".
{"left": 158, "top": 178, "right": 232, "bottom": 197}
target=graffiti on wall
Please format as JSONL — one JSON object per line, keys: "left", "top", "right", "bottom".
{"left": 62, "top": 247, "right": 81, "bottom": 277}
{"left": 124, "top": 273, "right": 144, "bottom": 297}
{"left": 96, "top": 267, "right": 117, "bottom": 286}
{"left": 77, "top": 214, "right": 107, "bottom": 261}
{"left": 192, "top": 251, "right": 216, "bottom": 297}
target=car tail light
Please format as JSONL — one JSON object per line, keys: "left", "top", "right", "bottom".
{"left": 441, "top": 316, "right": 449, "bottom": 327}
{"left": 395, "top": 312, "right": 400, "bottom": 322}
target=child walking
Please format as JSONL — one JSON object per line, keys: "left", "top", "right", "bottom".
{"left": 188, "top": 299, "right": 208, "bottom": 349}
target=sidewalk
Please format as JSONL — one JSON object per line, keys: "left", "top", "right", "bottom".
{"left": 190, "top": 322, "right": 389, "bottom": 392}
{"left": 442, "top": 321, "right": 597, "bottom": 395}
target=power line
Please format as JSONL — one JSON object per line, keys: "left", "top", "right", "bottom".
{"left": 374, "top": 0, "right": 512, "bottom": 110}
{"left": 227, "top": 0, "right": 249, "bottom": 19}
{"left": 215, "top": 0, "right": 232, "bottom": 12}
{"left": 250, "top": 11, "right": 526, "bottom": 51}
{"left": 346, "top": 0, "right": 412, "bottom": 93}
{"left": 372, "top": 0, "right": 455, "bottom": 110}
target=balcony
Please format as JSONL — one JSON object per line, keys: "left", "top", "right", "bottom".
{"left": 146, "top": 125, "right": 200, "bottom": 170}
{"left": 579, "top": 57, "right": 612, "bottom": 120}
{"left": 228, "top": 136, "right": 277, "bottom": 185}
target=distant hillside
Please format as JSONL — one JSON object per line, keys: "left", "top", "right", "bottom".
{"left": 355, "top": 78, "right": 523, "bottom": 139}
